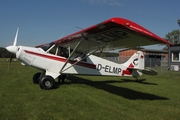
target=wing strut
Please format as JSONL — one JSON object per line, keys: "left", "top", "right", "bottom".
{"left": 59, "top": 37, "right": 83, "bottom": 73}
{"left": 60, "top": 46, "right": 104, "bottom": 73}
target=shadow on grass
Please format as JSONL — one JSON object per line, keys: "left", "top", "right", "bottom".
{"left": 64, "top": 75, "right": 169, "bottom": 100}
{"left": 120, "top": 79, "right": 158, "bottom": 85}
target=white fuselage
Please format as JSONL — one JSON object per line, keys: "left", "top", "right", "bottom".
{"left": 15, "top": 46, "right": 143, "bottom": 79}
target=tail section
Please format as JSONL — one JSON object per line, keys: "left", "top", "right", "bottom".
{"left": 122, "top": 51, "right": 158, "bottom": 77}
{"left": 123, "top": 51, "right": 144, "bottom": 70}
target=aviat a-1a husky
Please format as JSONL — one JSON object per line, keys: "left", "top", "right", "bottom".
{"left": 6, "top": 17, "right": 173, "bottom": 90}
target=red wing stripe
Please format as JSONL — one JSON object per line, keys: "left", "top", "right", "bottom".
{"left": 24, "top": 50, "right": 96, "bottom": 69}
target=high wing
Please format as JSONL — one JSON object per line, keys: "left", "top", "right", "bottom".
{"left": 36, "top": 17, "right": 173, "bottom": 52}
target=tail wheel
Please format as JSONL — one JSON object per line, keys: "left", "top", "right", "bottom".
{"left": 33, "top": 72, "right": 41, "bottom": 84}
{"left": 39, "top": 76, "right": 55, "bottom": 90}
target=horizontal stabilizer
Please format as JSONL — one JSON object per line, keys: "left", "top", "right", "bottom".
{"left": 21, "top": 62, "right": 26, "bottom": 66}
{"left": 139, "top": 67, "right": 158, "bottom": 75}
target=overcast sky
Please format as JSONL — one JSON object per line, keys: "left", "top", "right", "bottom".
{"left": 0, "top": 0, "right": 179, "bottom": 50}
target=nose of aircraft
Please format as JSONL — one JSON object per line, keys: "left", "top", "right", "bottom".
{"left": 6, "top": 46, "right": 18, "bottom": 54}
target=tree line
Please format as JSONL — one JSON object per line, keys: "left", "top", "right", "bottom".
{"left": 165, "top": 29, "right": 180, "bottom": 44}
{"left": 0, "top": 47, "right": 11, "bottom": 58}
{"left": 163, "top": 29, "right": 180, "bottom": 50}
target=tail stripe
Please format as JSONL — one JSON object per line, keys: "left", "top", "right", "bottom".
{"left": 122, "top": 63, "right": 134, "bottom": 76}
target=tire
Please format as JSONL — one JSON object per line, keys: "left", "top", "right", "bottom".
{"left": 39, "top": 76, "right": 55, "bottom": 90}
{"left": 33, "top": 72, "right": 41, "bottom": 84}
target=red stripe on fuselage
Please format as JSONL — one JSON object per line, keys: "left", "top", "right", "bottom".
{"left": 24, "top": 50, "right": 96, "bottom": 69}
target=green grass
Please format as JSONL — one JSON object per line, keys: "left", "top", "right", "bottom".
{"left": 0, "top": 58, "right": 180, "bottom": 120}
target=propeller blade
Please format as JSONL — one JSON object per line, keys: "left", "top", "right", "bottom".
{"left": 13, "top": 27, "right": 19, "bottom": 46}
{"left": 7, "top": 27, "right": 19, "bottom": 72}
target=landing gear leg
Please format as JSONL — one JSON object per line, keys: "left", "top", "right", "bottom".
{"left": 58, "top": 75, "right": 66, "bottom": 83}
{"left": 133, "top": 76, "right": 139, "bottom": 82}
{"left": 58, "top": 75, "right": 61, "bottom": 83}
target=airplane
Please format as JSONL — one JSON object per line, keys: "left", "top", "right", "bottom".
{"left": 6, "top": 17, "right": 173, "bottom": 90}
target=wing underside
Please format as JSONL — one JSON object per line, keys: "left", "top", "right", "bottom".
{"left": 36, "top": 17, "right": 173, "bottom": 53}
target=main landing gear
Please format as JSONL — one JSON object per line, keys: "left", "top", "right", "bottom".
{"left": 58, "top": 75, "right": 66, "bottom": 84}
{"left": 33, "top": 72, "right": 55, "bottom": 90}
{"left": 39, "top": 76, "right": 55, "bottom": 90}
{"left": 33, "top": 72, "right": 41, "bottom": 84}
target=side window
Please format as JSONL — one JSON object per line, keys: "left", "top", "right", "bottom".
{"left": 58, "top": 48, "right": 69, "bottom": 58}
{"left": 172, "top": 52, "right": 180, "bottom": 62}
{"left": 72, "top": 52, "right": 87, "bottom": 62}
{"left": 47, "top": 46, "right": 68, "bottom": 57}
{"left": 48, "top": 46, "right": 57, "bottom": 55}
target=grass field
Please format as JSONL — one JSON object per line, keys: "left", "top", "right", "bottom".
{"left": 0, "top": 58, "right": 180, "bottom": 120}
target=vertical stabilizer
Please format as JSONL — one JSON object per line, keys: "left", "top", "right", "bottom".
{"left": 123, "top": 51, "right": 144, "bottom": 70}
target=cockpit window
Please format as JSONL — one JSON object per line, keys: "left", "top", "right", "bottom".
{"left": 47, "top": 45, "right": 69, "bottom": 58}
{"left": 40, "top": 42, "right": 54, "bottom": 51}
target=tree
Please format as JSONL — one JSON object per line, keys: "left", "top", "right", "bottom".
{"left": 0, "top": 47, "right": 11, "bottom": 58}
{"left": 162, "top": 29, "right": 180, "bottom": 50}
{"left": 165, "top": 29, "right": 180, "bottom": 44}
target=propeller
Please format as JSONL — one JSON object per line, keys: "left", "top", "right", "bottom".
{"left": 6, "top": 28, "right": 19, "bottom": 71}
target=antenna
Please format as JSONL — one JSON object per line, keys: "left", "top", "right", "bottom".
{"left": 59, "top": 33, "right": 64, "bottom": 39}
{"left": 75, "top": 26, "right": 84, "bottom": 30}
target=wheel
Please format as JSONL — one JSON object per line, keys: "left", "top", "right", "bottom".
{"left": 33, "top": 72, "right": 41, "bottom": 84}
{"left": 39, "top": 76, "right": 55, "bottom": 90}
